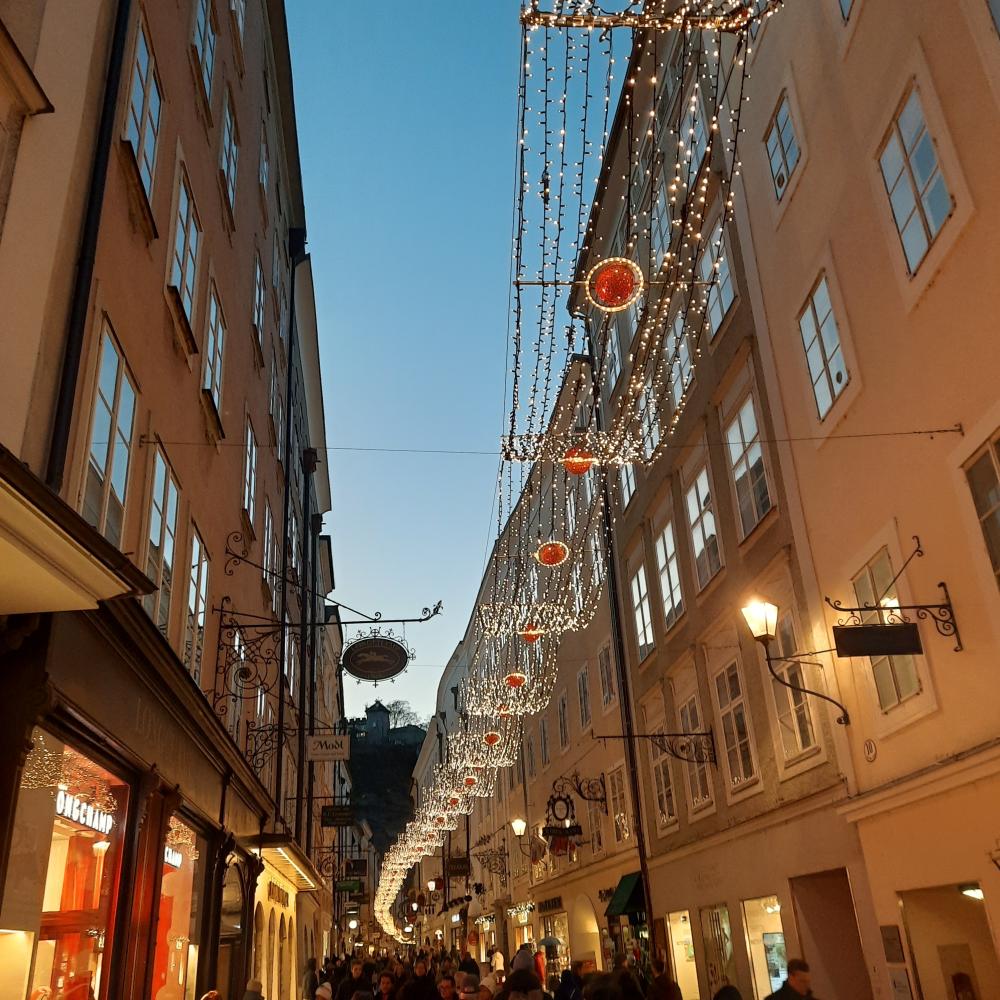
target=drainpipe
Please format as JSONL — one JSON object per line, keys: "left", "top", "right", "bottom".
{"left": 46, "top": 0, "right": 134, "bottom": 490}
{"left": 295, "top": 447, "right": 315, "bottom": 842}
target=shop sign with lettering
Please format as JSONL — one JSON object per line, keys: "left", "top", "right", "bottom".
{"left": 268, "top": 881, "right": 290, "bottom": 908}
{"left": 538, "top": 896, "right": 563, "bottom": 914}
{"left": 164, "top": 846, "right": 183, "bottom": 869}
{"left": 55, "top": 789, "right": 114, "bottom": 835}
{"left": 307, "top": 734, "right": 350, "bottom": 762}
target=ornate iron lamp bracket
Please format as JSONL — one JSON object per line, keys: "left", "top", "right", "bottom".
{"left": 553, "top": 771, "right": 608, "bottom": 814}
{"left": 472, "top": 846, "right": 508, "bottom": 888}
{"left": 593, "top": 731, "right": 717, "bottom": 765}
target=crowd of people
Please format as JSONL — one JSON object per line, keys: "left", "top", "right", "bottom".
{"left": 194, "top": 943, "right": 816, "bottom": 1000}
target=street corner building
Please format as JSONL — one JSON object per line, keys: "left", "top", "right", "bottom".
{"left": 0, "top": 2, "right": 348, "bottom": 998}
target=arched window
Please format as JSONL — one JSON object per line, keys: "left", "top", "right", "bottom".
{"left": 253, "top": 902, "right": 265, "bottom": 978}
{"left": 279, "top": 914, "right": 288, "bottom": 1000}
{"left": 267, "top": 910, "right": 276, "bottom": 997}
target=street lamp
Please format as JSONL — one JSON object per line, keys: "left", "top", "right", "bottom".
{"left": 510, "top": 817, "right": 527, "bottom": 838}
{"left": 741, "top": 600, "right": 778, "bottom": 642}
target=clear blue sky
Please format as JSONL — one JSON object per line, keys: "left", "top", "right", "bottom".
{"left": 286, "top": 3, "right": 521, "bottom": 720}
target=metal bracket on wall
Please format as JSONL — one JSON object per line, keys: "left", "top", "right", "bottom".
{"left": 553, "top": 771, "right": 608, "bottom": 813}
{"left": 594, "top": 730, "right": 717, "bottom": 765}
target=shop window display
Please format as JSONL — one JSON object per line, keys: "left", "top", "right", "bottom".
{"left": 667, "top": 911, "right": 699, "bottom": 1000}
{"left": 700, "top": 903, "right": 737, "bottom": 997}
{"left": 0, "top": 728, "right": 130, "bottom": 1000}
{"left": 151, "top": 815, "right": 206, "bottom": 1000}
{"left": 741, "top": 896, "right": 786, "bottom": 999}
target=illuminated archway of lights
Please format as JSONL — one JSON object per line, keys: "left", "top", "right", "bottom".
{"left": 375, "top": 0, "right": 780, "bottom": 941}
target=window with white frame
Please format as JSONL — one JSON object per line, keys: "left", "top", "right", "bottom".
{"left": 602, "top": 312, "right": 622, "bottom": 388}
{"left": 184, "top": 527, "right": 209, "bottom": 681}
{"left": 748, "top": 0, "right": 769, "bottom": 37}
{"left": 679, "top": 694, "right": 713, "bottom": 808}
{"left": 540, "top": 717, "right": 550, "bottom": 766}
{"left": 243, "top": 419, "right": 257, "bottom": 525}
{"left": 144, "top": 448, "right": 179, "bottom": 635}
{"left": 630, "top": 564, "right": 655, "bottom": 660}
{"left": 639, "top": 377, "right": 660, "bottom": 459}
{"left": 799, "top": 274, "right": 848, "bottom": 420}
{"left": 715, "top": 662, "right": 757, "bottom": 787}
{"left": 228, "top": 629, "right": 244, "bottom": 739}
{"left": 620, "top": 462, "right": 636, "bottom": 508}
{"left": 193, "top": 0, "right": 215, "bottom": 98}
{"left": 263, "top": 500, "right": 274, "bottom": 590}
{"left": 878, "top": 86, "right": 953, "bottom": 274}
{"left": 202, "top": 284, "right": 226, "bottom": 410}
{"left": 259, "top": 120, "right": 270, "bottom": 192}
{"left": 578, "top": 666, "right": 592, "bottom": 729}
{"left": 608, "top": 766, "right": 630, "bottom": 843}
{"left": 220, "top": 93, "right": 239, "bottom": 208}
{"left": 966, "top": 439, "right": 1000, "bottom": 589}
{"left": 557, "top": 693, "right": 570, "bottom": 749}
{"left": 726, "top": 395, "right": 772, "bottom": 537}
{"left": 681, "top": 87, "right": 708, "bottom": 185}
{"left": 698, "top": 221, "right": 735, "bottom": 337}
{"left": 587, "top": 795, "right": 604, "bottom": 854}
{"left": 765, "top": 94, "right": 800, "bottom": 200}
{"left": 230, "top": 0, "right": 247, "bottom": 40}
{"left": 648, "top": 728, "right": 677, "bottom": 829}
{"left": 526, "top": 734, "right": 537, "bottom": 778}
{"left": 654, "top": 520, "right": 683, "bottom": 630}
{"left": 852, "top": 549, "right": 921, "bottom": 711}
{"left": 599, "top": 646, "right": 616, "bottom": 707}
{"left": 124, "top": 20, "right": 161, "bottom": 198}
{"left": 770, "top": 614, "right": 817, "bottom": 759}
{"left": 686, "top": 466, "right": 722, "bottom": 588}
{"left": 284, "top": 614, "right": 296, "bottom": 697}
{"left": 989, "top": 0, "right": 1000, "bottom": 32}
{"left": 253, "top": 254, "right": 266, "bottom": 343}
{"left": 83, "top": 329, "right": 136, "bottom": 548}
{"left": 272, "top": 228, "right": 281, "bottom": 289}
{"left": 169, "top": 172, "right": 200, "bottom": 321}
{"left": 667, "top": 312, "right": 693, "bottom": 410}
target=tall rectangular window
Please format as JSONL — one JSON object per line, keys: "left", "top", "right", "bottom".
{"left": 193, "top": 0, "right": 215, "bottom": 98}
{"left": 879, "top": 87, "right": 952, "bottom": 273}
{"left": 680, "top": 695, "right": 713, "bottom": 808}
{"left": 262, "top": 500, "right": 274, "bottom": 591}
{"left": 230, "top": 0, "right": 247, "bottom": 39}
{"left": 170, "top": 172, "right": 200, "bottom": 321}
{"left": 668, "top": 312, "right": 693, "bottom": 409}
{"left": 967, "top": 440, "right": 1000, "bottom": 589}
{"left": 272, "top": 229, "right": 282, "bottom": 290}
{"left": 639, "top": 377, "right": 660, "bottom": 459}
{"left": 609, "top": 766, "right": 630, "bottom": 843}
{"left": 686, "top": 466, "right": 722, "bottom": 589}
{"left": 557, "top": 693, "right": 570, "bottom": 749}
{"left": 682, "top": 88, "right": 708, "bottom": 184}
{"left": 184, "top": 528, "right": 209, "bottom": 681}
{"left": 852, "top": 549, "right": 921, "bottom": 710}
{"left": 602, "top": 313, "right": 622, "bottom": 388}
{"left": 540, "top": 717, "right": 550, "bottom": 766}
{"left": 799, "top": 274, "right": 848, "bottom": 419}
{"left": 526, "top": 735, "right": 537, "bottom": 778}
{"left": 630, "top": 565, "right": 655, "bottom": 660}
{"left": 599, "top": 646, "right": 616, "bottom": 707}
{"left": 727, "top": 396, "right": 772, "bottom": 537}
{"left": 83, "top": 330, "right": 136, "bottom": 547}
{"left": 620, "top": 463, "right": 636, "bottom": 508}
{"left": 699, "top": 222, "right": 735, "bottom": 337}
{"left": 714, "top": 662, "right": 757, "bottom": 787}
{"left": 202, "top": 285, "right": 225, "bottom": 410}
{"left": 578, "top": 667, "right": 592, "bottom": 730}
{"left": 220, "top": 95, "right": 239, "bottom": 208}
{"left": 243, "top": 420, "right": 257, "bottom": 526}
{"left": 655, "top": 521, "right": 683, "bottom": 630}
{"left": 253, "top": 254, "right": 266, "bottom": 343}
{"left": 765, "top": 94, "right": 800, "bottom": 200}
{"left": 144, "top": 449, "right": 180, "bottom": 635}
{"left": 259, "top": 121, "right": 270, "bottom": 191}
{"left": 650, "top": 735, "right": 677, "bottom": 829}
{"left": 124, "top": 21, "right": 161, "bottom": 197}
{"left": 989, "top": 0, "right": 1000, "bottom": 33}
{"left": 771, "top": 615, "right": 817, "bottom": 759}
{"left": 587, "top": 796, "right": 604, "bottom": 854}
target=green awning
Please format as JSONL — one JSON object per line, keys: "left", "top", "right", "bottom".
{"left": 605, "top": 872, "right": 644, "bottom": 917}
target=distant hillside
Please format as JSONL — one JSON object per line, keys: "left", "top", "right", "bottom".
{"left": 350, "top": 740, "right": 421, "bottom": 852}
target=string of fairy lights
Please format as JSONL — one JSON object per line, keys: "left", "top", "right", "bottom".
{"left": 376, "top": 0, "right": 782, "bottom": 942}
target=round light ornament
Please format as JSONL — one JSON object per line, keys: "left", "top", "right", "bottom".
{"left": 586, "top": 257, "right": 644, "bottom": 313}
{"left": 504, "top": 671, "right": 528, "bottom": 689}
{"left": 561, "top": 447, "right": 596, "bottom": 477}
{"left": 464, "top": 773, "right": 479, "bottom": 789}
{"left": 518, "top": 623, "right": 543, "bottom": 644}
{"left": 483, "top": 730, "right": 502, "bottom": 747}
{"left": 535, "top": 540, "right": 569, "bottom": 567}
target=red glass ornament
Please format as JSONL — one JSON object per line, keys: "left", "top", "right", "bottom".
{"left": 464, "top": 774, "right": 478, "bottom": 788}
{"left": 593, "top": 261, "right": 637, "bottom": 308}
{"left": 536, "top": 540, "right": 569, "bottom": 567}
{"left": 519, "top": 623, "right": 543, "bottom": 643}
{"left": 504, "top": 671, "right": 528, "bottom": 688}
{"left": 448, "top": 796, "right": 461, "bottom": 807}
{"left": 483, "top": 731, "right": 501, "bottom": 747}
{"left": 562, "top": 447, "right": 595, "bottom": 476}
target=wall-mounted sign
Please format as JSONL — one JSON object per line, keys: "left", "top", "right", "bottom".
{"left": 345, "top": 858, "right": 368, "bottom": 878}
{"left": 336, "top": 879, "right": 363, "bottom": 894}
{"left": 307, "top": 734, "right": 350, "bottom": 762}
{"left": 833, "top": 623, "right": 922, "bottom": 658}
{"left": 268, "top": 882, "right": 290, "bottom": 908}
{"left": 342, "top": 635, "right": 411, "bottom": 682}
{"left": 597, "top": 887, "right": 616, "bottom": 902}
{"left": 321, "top": 805, "right": 355, "bottom": 827}
{"left": 163, "top": 846, "right": 183, "bottom": 869}
{"left": 446, "top": 856, "right": 471, "bottom": 878}
{"left": 55, "top": 789, "right": 114, "bottom": 835}
{"left": 538, "top": 896, "right": 563, "bottom": 914}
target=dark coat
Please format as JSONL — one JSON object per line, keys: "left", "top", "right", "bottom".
{"left": 554, "top": 970, "right": 583, "bottom": 1000}
{"left": 402, "top": 973, "right": 440, "bottom": 1000}
{"left": 764, "top": 985, "right": 810, "bottom": 1000}
{"left": 336, "top": 975, "right": 368, "bottom": 1000}
{"left": 646, "top": 975, "right": 682, "bottom": 1000}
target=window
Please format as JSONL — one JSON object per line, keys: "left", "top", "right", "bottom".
{"left": 243, "top": 420, "right": 257, "bottom": 525}
{"left": 587, "top": 796, "right": 604, "bottom": 854}
{"left": 602, "top": 312, "right": 622, "bottom": 388}
{"left": 639, "top": 377, "right": 660, "bottom": 459}
{"left": 539, "top": 717, "right": 550, "bottom": 766}
{"left": 879, "top": 87, "right": 952, "bottom": 273}
{"left": 727, "top": 396, "right": 772, "bottom": 537}
{"left": 799, "top": 275, "right": 848, "bottom": 419}
{"left": 620, "top": 463, "right": 636, "bottom": 508}
{"left": 578, "top": 667, "right": 592, "bottom": 730}
{"left": 526, "top": 735, "right": 537, "bottom": 778}
{"left": 699, "top": 222, "right": 735, "bottom": 337}
{"left": 681, "top": 88, "right": 708, "bottom": 183}
{"left": 748, "top": 0, "right": 769, "bottom": 36}
{"left": 630, "top": 564, "right": 655, "bottom": 660}
{"left": 680, "top": 694, "right": 712, "bottom": 808}
{"left": 83, "top": 330, "right": 136, "bottom": 547}
{"left": 124, "top": 21, "right": 161, "bottom": 197}
{"left": 272, "top": 229, "right": 282, "bottom": 289}
{"left": 839, "top": 0, "right": 855, "bottom": 19}
{"left": 967, "top": 440, "right": 1000, "bottom": 589}
{"left": 655, "top": 521, "right": 683, "bottom": 630}
{"left": 649, "top": 735, "right": 677, "bottom": 829}
{"left": 715, "top": 662, "right": 757, "bottom": 787}
{"left": 667, "top": 312, "right": 693, "bottom": 409}
{"left": 770, "top": 615, "right": 817, "bottom": 759}
{"left": 852, "top": 549, "right": 921, "bottom": 710}
{"left": 169, "top": 172, "right": 200, "bottom": 321}
{"left": 609, "top": 766, "right": 630, "bottom": 843}
{"left": 765, "top": 94, "right": 800, "bottom": 200}
{"left": 220, "top": 94, "right": 239, "bottom": 208}
{"left": 598, "top": 646, "right": 616, "bottom": 707}
{"left": 230, "top": 0, "right": 247, "bottom": 39}
{"left": 990, "top": 0, "right": 1000, "bottom": 32}
{"left": 184, "top": 528, "right": 209, "bottom": 681}
{"left": 557, "top": 693, "right": 569, "bottom": 749}
{"left": 202, "top": 284, "right": 226, "bottom": 410}
{"left": 259, "top": 121, "right": 270, "bottom": 191}
{"left": 253, "top": 254, "right": 266, "bottom": 343}
{"left": 193, "top": 0, "right": 215, "bottom": 99}
{"left": 144, "top": 448, "right": 180, "bottom": 635}
{"left": 686, "top": 466, "right": 722, "bottom": 588}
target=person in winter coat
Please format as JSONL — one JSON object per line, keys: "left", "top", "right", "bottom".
{"left": 511, "top": 945, "right": 535, "bottom": 974}
{"left": 713, "top": 987, "right": 744, "bottom": 1000}
{"left": 336, "top": 961, "right": 368, "bottom": 1000}
{"left": 765, "top": 959, "right": 813, "bottom": 1000}
{"left": 402, "top": 959, "right": 440, "bottom": 1000}
{"left": 554, "top": 968, "right": 583, "bottom": 1000}
{"left": 243, "top": 980, "right": 266, "bottom": 1000}
{"left": 533, "top": 952, "right": 546, "bottom": 986}
{"left": 459, "top": 951, "right": 481, "bottom": 977}
{"left": 303, "top": 958, "right": 321, "bottom": 1000}
{"left": 645, "top": 960, "right": 681, "bottom": 1000}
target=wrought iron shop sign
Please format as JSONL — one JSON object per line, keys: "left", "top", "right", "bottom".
{"left": 446, "top": 855, "right": 471, "bottom": 878}
{"left": 307, "top": 733, "right": 350, "bottom": 762}
{"left": 321, "top": 805, "right": 355, "bottom": 827}
{"left": 336, "top": 879, "right": 363, "bottom": 893}
{"left": 538, "top": 896, "right": 563, "bottom": 914}
{"left": 342, "top": 632, "right": 413, "bottom": 682}
{"left": 345, "top": 858, "right": 368, "bottom": 878}
{"left": 268, "top": 882, "right": 290, "bottom": 908}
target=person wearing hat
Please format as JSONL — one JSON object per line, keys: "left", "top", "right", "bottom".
{"left": 243, "top": 980, "right": 266, "bottom": 1000}
{"left": 459, "top": 978, "right": 481, "bottom": 1000}
{"left": 316, "top": 984, "right": 334, "bottom": 1000}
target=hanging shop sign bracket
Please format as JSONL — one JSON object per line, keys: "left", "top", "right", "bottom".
{"left": 593, "top": 731, "right": 717, "bottom": 765}
{"left": 472, "top": 845, "right": 509, "bottom": 888}
{"left": 553, "top": 771, "right": 608, "bottom": 814}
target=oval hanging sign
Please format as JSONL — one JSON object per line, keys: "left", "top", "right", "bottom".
{"left": 342, "top": 634, "right": 411, "bottom": 682}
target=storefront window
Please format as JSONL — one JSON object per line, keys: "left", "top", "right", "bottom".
{"left": 542, "top": 913, "right": 570, "bottom": 977}
{"left": 741, "top": 897, "right": 786, "bottom": 999}
{"left": 0, "top": 728, "right": 129, "bottom": 1000}
{"left": 151, "top": 815, "right": 206, "bottom": 1000}
{"left": 700, "top": 904, "right": 737, "bottom": 997}
{"left": 667, "top": 911, "right": 699, "bottom": 1000}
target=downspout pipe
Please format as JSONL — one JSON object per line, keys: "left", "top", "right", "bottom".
{"left": 47, "top": 0, "right": 134, "bottom": 491}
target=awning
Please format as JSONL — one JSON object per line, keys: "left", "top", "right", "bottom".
{"left": 245, "top": 834, "right": 322, "bottom": 892}
{"left": 604, "top": 872, "right": 644, "bottom": 917}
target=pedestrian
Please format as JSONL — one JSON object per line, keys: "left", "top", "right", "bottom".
{"left": 713, "top": 987, "right": 744, "bottom": 1000}
{"left": 645, "top": 960, "right": 681, "bottom": 1000}
{"left": 378, "top": 972, "right": 398, "bottom": 1000}
{"left": 512, "top": 944, "right": 535, "bottom": 974}
{"left": 490, "top": 949, "right": 505, "bottom": 975}
{"left": 611, "top": 956, "right": 643, "bottom": 1000}
{"left": 555, "top": 965, "right": 583, "bottom": 1000}
{"left": 582, "top": 974, "right": 622, "bottom": 1000}
{"left": 460, "top": 950, "right": 481, "bottom": 978}
{"left": 303, "top": 958, "right": 321, "bottom": 1000}
{"left": 459, "top": 978, "right": 481, "bottom": 1000}
{"left": 316, "top": 987, "right": 334, "bottom": 1000}
{"left": 765, "top": 959, "right": 813, "bottom": 999}
{"left": 336, "top": 960, "right": 368, "bottom": 1000}
{"left": 533, "top": 951, "right": 546, "bottom": 986}
{"left": 402, "top": 958, "right": 438, "bottom": 1000}
{"left": 243, "top": 979, "right": 266, "bottom": 1000}
{"left": 439, "top": 975, "right": 458, "bottom": 1000}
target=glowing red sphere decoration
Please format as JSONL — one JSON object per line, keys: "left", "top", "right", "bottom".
{"left": 464, "top": 774, "right": 478, "bottom": 788}
{"left": 586, "top": 257, "right": 644, "bottom": 312}
{"left": 519, "top": 623, "right": 543, "bottom": 644}
{"left": 535, "top": 540, "right": 569, "bottom": 567}
{"left": 504, "top": 671, "right": 528, "bottom": 689}
{"left": 562, "top": 447, "right": 595, "bottom": 476}
{"left": 483, "top": 730, "right": 502, "bottom": 747}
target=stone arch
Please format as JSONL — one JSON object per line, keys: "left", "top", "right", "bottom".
{"left": 253, "top": 902, "right": 265, "bottom": 979}
{"left": 268, "top": 909, "right": 277, "bottom": 997}
{"left": 569, "top": 892, "right": 603, "bottom": 971}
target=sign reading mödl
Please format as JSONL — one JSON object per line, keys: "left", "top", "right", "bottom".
{"left": 307, "top": 734, "right": 350, "bottom": 762}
